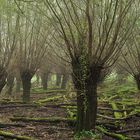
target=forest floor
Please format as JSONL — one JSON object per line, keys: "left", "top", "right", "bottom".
{"left": 0, "top": 84, "right": 140, "bottom": 140}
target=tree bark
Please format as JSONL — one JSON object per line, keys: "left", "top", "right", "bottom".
{"left": 98, "top": 69, "right": 109, "bottom": 84}
{"left": 72, "top": 61, "right": 85, "bottom": 132}
{"left": 41, "top": 72, "right": 49, "bottom": 90}
{"left": 61, "top": 74, "right": 69, "bottom": 89}
{"left": 15, "top": 73, "right": 22, "bottom": 92}
{"left": 6, "top": 74, "right": 14, "bottom": 95}
{"left": 0, "top": 67, "right": 7, "bottom": 93}
{"left": 16, "top": 79, "right": 21, "bottom": 92}
{"left": 56, "top": 73, "right": 62, "bottom": 87}
{"left": 84, "top": 67, "right": 101, "bottom": 131}
{"left": 116, "top": 68, "right": 128, "bottom": 85}
{"left": 134, "top": 74, "right": 140, "bottom": 90}
{"left": 72, "top": 59, "right": 102, "bottom": 132}
{"left": 36, "top": 72, "right": 40, "bottom": 87}
{"left": 21, "top": 71, "right": 33, "bottom": 103}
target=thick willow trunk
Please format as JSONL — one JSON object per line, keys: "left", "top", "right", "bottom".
{"left": 56, "top": 73, "right": 62, "bottom": 87}
{"left": 6, "top": 74, "right": 14, "bottom": 95}
{"left": 72, "top": 59, "right": 102, "bottom": 132}
{"left": 61, "top": 74, "right": 69, "bottom": 89}
{"left": 116, "top": 69, "right": 128, "bottom": 84}
{"left": 0, "top": 68, "right": 7, "bottom": 93}
{"left": 72, "top": 61, "right": 85, "bottom": 132}
{"left": 98, "top": 69, "right": 109, "bottom": 84}
{"left": 134, "top": 75, "right": 140, "bottom": 90}
{"left": 72, "top": 75, "right": 85, "bottom": 131}
{"left": 36, "top": 73, "right": 40, "bottom": 86}
{"left": 41, "top": 72, "right": 49, "bottom": 90}
{"left": 16, "top": 79, "right": 21, "bottom": 92}
{"left": 21, "top": 71, "right": 32, "bottom": 103}
{"left": 85, "top": 67, "right": 101, "bottom": 130}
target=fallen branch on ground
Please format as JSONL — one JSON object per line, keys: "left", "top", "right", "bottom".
{"left": 35, "top": 95, "right": 63, "bottom": 105}
{"left": 41, "top": 126, "right": 73, "bottom": 131}
{"left": 97, "top": 112, "right": 140, "bottom": 121}
{"left": 43, "top": 103, "right": 132, "bottom": 112}
{"left": 0, "top": 101, "right": 24, "bottom": 105}
{"left": 98, "top": 107, "right": 132, "bottom": 112}
{"left": 0, "top": 130, "right": 35, "bottom": 140}
{"left": 116, "top": 127, "right": 140, "bottom": 133}
{"left": 10, "top": 117, "right": 119, "bottom": 130}
{"left": 110, "top": 102, "right": 122, "bottom": 119}
{"left": 0, "top": 104, "right": 38, "bottom": 109}
{"left": 10, "top": 117, "right": 75, "bottom": 124}
{"left": 96, "top": 126, "right": 132, "bottom": 140}
{"left": 0, "top": 123, "right": 26, "bottom": 128}
{"left": 31, "top": 89, "right": 67, "bottom": 94}
{"left": 44, "top": 103, "right": 76, "bottom": 108}
{"left": 127, "top": 135, "right": 140, "bottom": 140}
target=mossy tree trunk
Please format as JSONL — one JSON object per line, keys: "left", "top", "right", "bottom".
{"left": 16, "top": 81, "right": 21, "bottom": 92}
{"left": 41, "top": 72, "right": 49, "bottom": 90}
{"left": 21, "top": 70, "right": 33, "bottom": 103}
{"left": 134, "top": 74, "right": 140, "bottom": 90}
{"left": 0, "top": 67, "right": 7, "bottom": 93}
{"left": 61, "top": 74, "right": 69, "bottom": 89}
{"left": 16, "top": 79, "right": 21, "bottom": 92}
{"left": 36, "top": 72, "right": 40, "bottom": 87}
{"left": 116, "top": 68, "right": 128, "bottom": 85}
{"left": 6, "top": 73, "right": 14, "bottom": 95}
{"left": 85, "top": 67, "right": 101, "bottom": 130}
{"left": 72, "top": 58, "right": 102, "bottom": 132}
{"left": 71, "top": 59, "right": 86, "bottom": 131}
{"left": 56, "top": 73, "right": 62, "bottom": 87}
{"left": 72, "top": 63, "right": 85, "bottom": 131}
{"left": 98, "top": 69, "right": 109, "bottom": 84}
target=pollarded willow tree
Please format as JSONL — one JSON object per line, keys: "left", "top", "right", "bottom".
{"left": 0, "top": 1, "right": 19, "bottom": 93}
{"left": 40, "top": 48, "right": 70, "bottom": 89}
{"left": 15, "top": 2, "right": 52, "bottom": 102}
{"left": 48, "top": 52, "right": 70, "bottom": 89}
{"left": 120, "top": 26, "right": 140, "bottom": 90}
{"left": 43, "top": 0, "right": 138, "bottom": 131}
{"left": 118, "top": 0, "right": 140, "bottom": 88}
{"left": 6, "top": 59, "right": 16, "bottom": 95}
{"left": 115, "top": 64, "right": 129, "bottom": 84}
{"left": 41, "top": 40, "right": 72, "bottom": 89}
{"left": 39, "top": 53, "right": 53, "bottom": 90}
